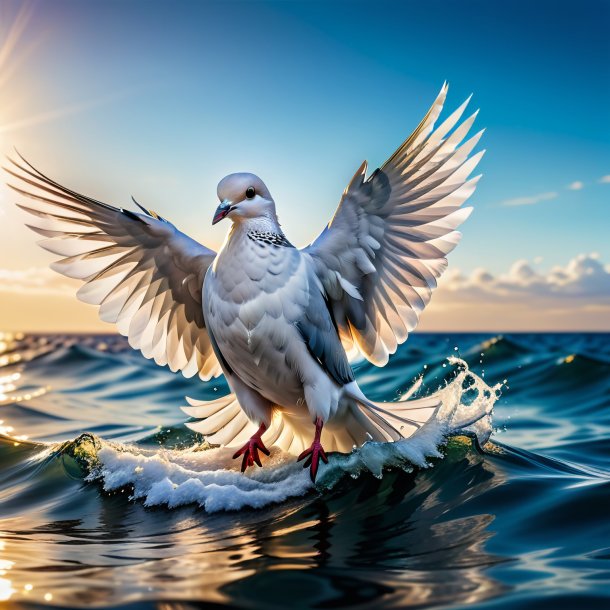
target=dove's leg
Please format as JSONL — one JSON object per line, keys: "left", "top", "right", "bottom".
{"left": 225, "top": 375, "right": 274, "bottom": 472}
{"left": 232, "top": 422, "right": 271, "bottom": 472}
{"left": 297, "top": 417, "right": 328, "bottom": 483}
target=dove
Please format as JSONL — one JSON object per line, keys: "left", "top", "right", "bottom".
{"left": 8, "top": 83, "right": 483, "bottom": 481}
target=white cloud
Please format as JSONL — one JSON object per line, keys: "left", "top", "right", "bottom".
{"left": 425, "top": 253, "right": 610, "bottom": 330}
{"left": 0, "top": 267, "right": 74, "bottom": 296}
{"left": 6, "top": 256, "right": 609, "bottom": 303}
{"left": 499, "top": 191, "right": 557, "bottom": 206}
{"left": 439, "top": 253, "right": 610, "bottom": 301}
{"left": 498, "top": 174, "right": 607, "bottom": 208}
{"left": 2, "top": 257, "right": 609, "bottom": 333}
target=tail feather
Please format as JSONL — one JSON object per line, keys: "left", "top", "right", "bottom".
{"left": 183, "top": 394, "right": 258, "bottom": 446}
{"left": 183, "top": 385, "right": 444, "bottom": 457}
{"left": 182, "top": 394, "right": 238, "bottom": 419}
{"left": 360, "top": 407, "right": 403, "bottom": 442}
{"left": 183, "top": 394, "right": 309, "bottom": 454}
{"left": 343, "top": 383, "right": 441, "bottom": 439}
{"left": 206, "top": 414, "right": 254, "bottom": 446}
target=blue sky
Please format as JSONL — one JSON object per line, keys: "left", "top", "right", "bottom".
{"left": 0, "top": 0, "right": 609, "bottom": 331}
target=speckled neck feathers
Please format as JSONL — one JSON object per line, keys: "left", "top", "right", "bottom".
{"left": 227, "top": 214, "right": 293, "bottom": 249}
{"left": 246, "top": 230, "right": 293, "bottom": 248}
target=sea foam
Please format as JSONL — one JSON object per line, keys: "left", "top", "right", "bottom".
{"left": 86, "top": 358, "right": 500, "bottom": 512}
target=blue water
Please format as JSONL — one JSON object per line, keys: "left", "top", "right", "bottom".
{"left": 0, "top": 332, "right": 609, "bottom": 609}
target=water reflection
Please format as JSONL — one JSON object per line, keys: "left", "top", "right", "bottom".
{"left": 221, "top": 446, "right": 508, "bottom": 609}
{"left": 0, "top": 547, "right": 15, "bottom": 602}
{"left": 1, "top": 438, "right": 509, "bottom": 609}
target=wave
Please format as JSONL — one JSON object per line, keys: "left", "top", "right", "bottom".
{"left": 0, "top": 358, "right": 501, "bottom": 513}
{"left": 4, "top": 334, "right": 609, "bottom": 516}
{"left": 2, "top": 332, "right": 609, "bottom": 609}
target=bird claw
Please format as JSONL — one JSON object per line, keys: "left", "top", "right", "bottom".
{"left": 232, "top": 428, "right": 270, "bottom": 472}
{"left": 297, "top": 440, "right": 328, "bottom": 483}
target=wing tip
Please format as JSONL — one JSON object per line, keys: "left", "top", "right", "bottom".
{"left": 344, "top": 160, "right": 368, "bottom": 194}
{"left": 461, "top": 206, "right": 474, "bottom": 220}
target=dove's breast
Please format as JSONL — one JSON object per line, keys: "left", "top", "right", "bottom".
{"left": 203, "top": 233, "right": 311, "bottom": 407}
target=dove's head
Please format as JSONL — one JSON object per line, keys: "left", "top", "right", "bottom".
{"left": 213, "top": 173, "right": 276, "bottom": 225}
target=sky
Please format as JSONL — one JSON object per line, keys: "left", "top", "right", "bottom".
{"left": 0, "top": 0, "right": 609, "bottom": 332}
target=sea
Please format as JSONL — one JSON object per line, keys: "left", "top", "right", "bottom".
{"left": 0, "top": 331, "right": 608, "bottom": 609}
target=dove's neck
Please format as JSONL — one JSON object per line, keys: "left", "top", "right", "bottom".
{"left": 229, "top": 212, "right": 286, "bottom": 241}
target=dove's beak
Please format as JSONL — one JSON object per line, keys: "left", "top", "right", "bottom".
{"left": 212, "top": 200, "right": 233, "bottom": 225}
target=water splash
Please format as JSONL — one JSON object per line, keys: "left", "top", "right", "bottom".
{"left": 84, "top": 358, "right": 500, "bottom": 512}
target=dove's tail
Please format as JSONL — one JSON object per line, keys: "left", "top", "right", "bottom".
{"left": 181, "top": 380, "right": 443, "bottom": 457}
{"left": 341, "top": 381, "right": 441, "bottom": 445}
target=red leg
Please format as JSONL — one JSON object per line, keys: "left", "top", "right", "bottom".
{"left": 232, "top": 423, "right": 270, "bottom": 472}
{"left": 297, "top": 417, "right": 328, "bottom": 483}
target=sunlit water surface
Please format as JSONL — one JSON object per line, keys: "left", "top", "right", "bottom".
{"left": 0, "top": 332, "right": 609, "bottom": 609}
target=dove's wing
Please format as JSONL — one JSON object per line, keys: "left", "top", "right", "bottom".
{"left": 304, "top": 84, "right": 484, "bottom": 365}
{"left": 7, "top": 155, "right": 222, "bottom": 380}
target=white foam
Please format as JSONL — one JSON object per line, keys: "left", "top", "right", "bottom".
{"left": 86, "top": 358, "right": 499, "bottom": 512}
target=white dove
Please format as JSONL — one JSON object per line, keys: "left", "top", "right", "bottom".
{"left": 9, "top": 84, "right": 483, "bottom": 481}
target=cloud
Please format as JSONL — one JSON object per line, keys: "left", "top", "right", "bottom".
{"left": 0, "top": 267, "right": 74, "bottom": 296}
{"left": 419, "top": 253, "right": 610, "bottom": 331}
{"left": 439, "top": 253, "right": 610, "bottom": 302}
{"left": 2, "top": 257, "right": 609, "bottom": 333}
{"left": 498, "top": 174, "right": 606, "bottom": 208}
{"left": 499, "top": 191, "right": 557, "bottom": 206}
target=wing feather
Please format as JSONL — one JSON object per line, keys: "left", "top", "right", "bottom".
{"left": 304, "top": 84, "right": 483, "bottom": 365}
{"left": 7, "top": 155, "right": 222, "bottom": 380}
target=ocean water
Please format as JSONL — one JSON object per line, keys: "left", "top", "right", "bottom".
{"left": 0, "top": 331, "right": 609, "bottom": 609}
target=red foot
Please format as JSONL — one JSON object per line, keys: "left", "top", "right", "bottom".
{"left": 297, "top": 417, "right": 328, "bottom": 483}
{"left": 232, "top": 423, "right": 270, "bottom": 472}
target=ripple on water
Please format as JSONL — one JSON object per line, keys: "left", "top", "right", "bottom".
{"left": 0, "top": 332, "right": 609, "bottom": 609}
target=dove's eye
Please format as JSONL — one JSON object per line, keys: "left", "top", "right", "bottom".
{"left": 245, "top": 187, "right": 256, "bottom": 199}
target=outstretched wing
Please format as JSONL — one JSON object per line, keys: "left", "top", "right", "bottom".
{"left": 303, "top": 83, "right": 484, "bottom": 366}
{"left": 6, "top": 154, "right": 222, "bottom": 380}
